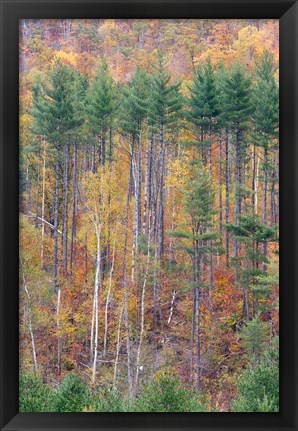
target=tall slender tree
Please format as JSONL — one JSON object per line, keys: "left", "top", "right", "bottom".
{"left": 87, "top": 57, "right": 116, "bottom": 167}
{"left": 252, "top": 52, "right": 279, "bottom": 270}
{"left": 220, "top": 64, "right": 253, "bottom": 285}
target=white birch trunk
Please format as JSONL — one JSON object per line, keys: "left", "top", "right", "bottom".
{"left": 92, "top": 223, "right": 101, "bottom": 384}
{"left": 113, "top": 305, "right": 124, "bottom": 390}
{"left": 167, "top": 290, "right": 177, "bottom": 325}
{"left": 135, "top": 220, "right": 151, "bottom": 392}
{"left": 56, "top": 288, "right": 62, "bottom": 374}
{"left": 22, "top": 267, "right": 38, "bottom": 373}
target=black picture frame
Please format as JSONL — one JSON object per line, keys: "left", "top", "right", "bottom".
{"left": 0, "top": 0, "right": 297, "bottom": 430}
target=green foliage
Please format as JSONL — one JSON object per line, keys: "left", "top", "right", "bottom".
{"left": 19, "top": 374, "right": 54, "bottom": 412}
{"left": 186, "top": 164, "right": 215, "bottom": 230}
{"left": 53, "top": 373, "right": 92, "bottom": 412}
{"left": 227, "top": 213, "right": 278, "bottom": 302}
{"left": 87, "top": 57, "right": 116, "bottom": 135}
{"left": 219, "top": 63, "right": 253, "bottom": 132}
{"left": 241, "top": 315, "right": 269, "bottom": 362}
{"left": 253, "top": 51, "right": 279, "bottom": 148}
{"left": 21, "top": 20, "right": 279, "bottom": 414}
{"left": 134, "top": 372, "right": 206, "bottom": 412}
{"left": 119, "top": 67, "right": 149, "bottom": 137}
{"left": 188, "top": 58, "right": 219, "bottom": 138}
{"left": 148, "top": 51, "right": 182, "bottom": 130}
{"left": 232, "top": 338, "right": 279, "bottom": 412}
{"left": 19, "top": 372, "right": 206, "bottom": 412}
{"left": 92, "top": 387, "right": 131, "bottom": 412}
{"left": 30, "top": 59, "right": 77, "bottom": 149}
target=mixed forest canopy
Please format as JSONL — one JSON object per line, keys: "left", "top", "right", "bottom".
{"left": 19, "top": 19, "right": 279, "bottom": 412}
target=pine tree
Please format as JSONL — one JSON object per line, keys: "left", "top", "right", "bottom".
{"left": 120, "top": 67, "right": 148, "bottom": 138}
{"left": 188, "top": 58, "right": 219, "bottom": 169}
{"left": 147, "top": 51, "right": 182, "bottom": 328}
{"left": 187, "top": 58, "right": 220, "bottom": 309}
{"left": 69, "top": 70, "right": 88, "bottom": 272}
{"left": 227, "top": 212, "right": 278, "bottom": 319}
{"left": 30, "top": 59, "right": 76, "bottom": 291}
{"left": 232, "top": 337, "right": 279, "bottom": 412}
{"left": 220, "top": 64, "right": 253, "bottom": 283}
{"left": 170, "top": 163, "right": 218, "bottom": 393}
{"left": 87, "top": 57, "right": 116, "bottom": 167}
{"left": 252, "top": 51, "right": 279, "bottom": 268}
{"left": 30, "top": 59, "right": 76, "bottom": 374}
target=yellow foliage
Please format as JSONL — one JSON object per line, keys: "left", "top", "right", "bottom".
{"left": 55, "top": 50, "right": 77, "bottom": 67}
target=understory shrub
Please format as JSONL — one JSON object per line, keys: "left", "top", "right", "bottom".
{"left": 232, "top": 337, "right": 279, "bottom": 412}
{"left": 19, "top": 374, "right": 54, "bottom": 412}
{"left": 134, "top": 371, "right": 206, "bottom": 412}
{"left": 53, "top": 373, "right": 93, "bottom": 412}
{"left": 20, "top": 371, "right": 206, "bottom": 412}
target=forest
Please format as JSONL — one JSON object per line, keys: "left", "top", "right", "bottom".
{"left": 19, "top": 19, "right": 279, "bottom": 412}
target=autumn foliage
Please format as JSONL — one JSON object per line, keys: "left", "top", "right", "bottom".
{"left": 19, "top": 19, "right": 279, "bottom": 412}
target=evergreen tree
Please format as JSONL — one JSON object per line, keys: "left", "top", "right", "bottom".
{"left": 232, "top": 337, "right": 279, "bottom": 412}
{"left": 220, "top": 64, "right": 253, "bottom": 284}
{"left": 68, "top": 70, "right": 88, "bottom": 271}
{"left": 147, "top": 51, "right": 182, "bottom": 329}
{"left": 147, "top": 50, "right": 182, "bottom": 254}
{"left": 19, "top": 374, "right": 55, "bottom": 412}
{"left": 240, "top": 315, "right": 269, "bottom": 363}
{"left": 252, "top": 51, "right": 279, "bottom": 266}
{"left": 120, "top": 66, "right": 148, "bottom": 138}
{"left": 134, "top": 371, "right": 206, "bottom": 412}
{"left": 53, "top": 374, "right": 92, "bottom": 412}
{"left": 170, "top": 163, "right": 218, "bottom": 393}
{"left": 30, "top": 59, "right": 76, "bottom": 292}
{"left": 87, "top": 57, "right": 116, "bottom": 166}
{"left": 188, "top": 58, "right": 219, "bottom": 167}
{"left": 227, "top": 213, "right": 278, "bottom": 319}
{"left": 148, "top": 51, "right": 182, "bottom": 134}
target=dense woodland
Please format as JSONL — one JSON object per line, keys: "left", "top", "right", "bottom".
{"left": 19, "top": 19, "right": 279, "bottom": 412}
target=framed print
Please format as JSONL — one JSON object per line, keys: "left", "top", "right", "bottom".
{"left": 0, "top": 0, "right": 297, "bottom": 430}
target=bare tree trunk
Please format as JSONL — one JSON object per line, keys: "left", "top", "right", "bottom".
{"left": 113, "top": 305, "right": 124, "bottom": 390}
{"left": 21, "top": 262, "right": 38, "bottom": 373}
{"left": 219, "top": 139, "right": 223, "bottom": 235}
{"left": 135, "top": 214, "right": 151, "bottom": 394}
{"left": 137, "top": 127, "right": 142, "bottom": 235}
{"left": 70, "top": 143, "right": 78, "bottom": 273}
{"left": 56, "top": 287, "right": 62, "bottom": 374}
{"left": 194, "top": 244, "right": 201, "bottom": 394}
{"left": 101, "top": 133, "right": 106, "bottom": 166}
{"left": 53, "top": 156, "right": 60, "bottom": 294}
{"left": 35, "top": 151, "right": 40, "bottom": 228}
{"left": 251, "top": 143, "right": 256, "bottom": 211}
{"left": 27, "top": 166, "right": 32, "bottom": 220}
{"left": 167, "top": 289, "right": 177, "bottom": 325}
{"left": 131, "top": 138, "right": 137, "bottom": 283}
{"left": 158, "top": 124, "right": 165, "bottom": 260}
{"left": 123, "top": 157, "right": 134, "bottom": 394}
{"left": 190, "top": 279, "right": 195, "bottom": 384}
{"left": 143, "top": 137, "right": 149, "bottom": 235}
{"left": 103, "top": 238, "right": 116, "bottom": 357}
{"left": 92, "top": 223, "right": 101, "bottom": 384}
{"left": 235, "top": 129, "right": 242, "bottom": 287}
{"left": 225, "top": 131, "right": 230, "bottom": 267}
{"left": 255, "top": 149, "right": 260, "bottom": 213}
{"left": 40, "top": 138, "right": 46, "bottom": 269}
{"left": 262, "top": 146, "right": 268, "bottom": 271}
{"left": 62, "top": 142, "right": 69, "bottom": 274}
